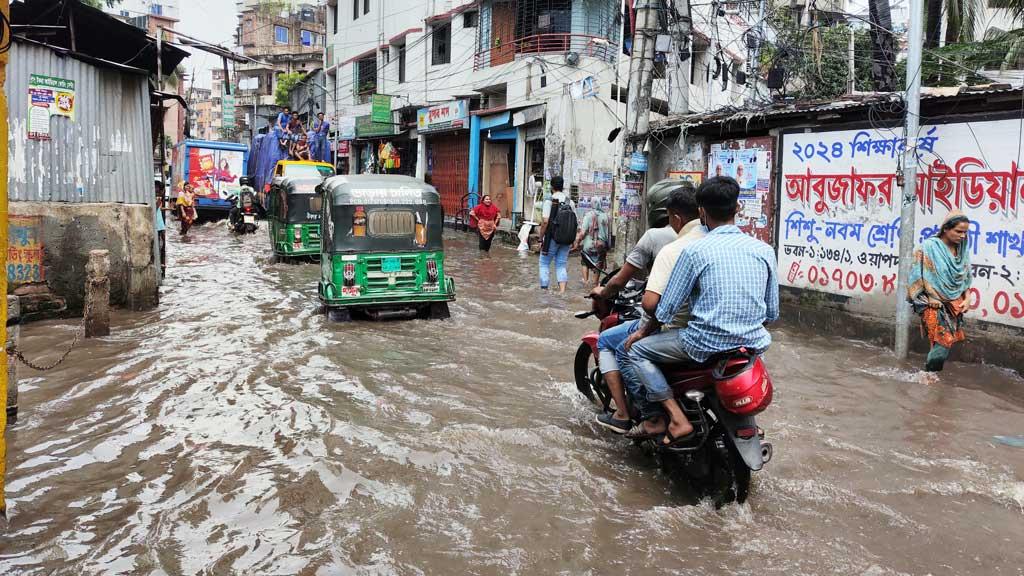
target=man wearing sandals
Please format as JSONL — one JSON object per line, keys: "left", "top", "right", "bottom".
{"left": 624, "top": 176, "right": 779, "bottom": 449}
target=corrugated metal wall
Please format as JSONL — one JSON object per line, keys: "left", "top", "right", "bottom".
{"left": 6, "top": 42, "right": 155, "bottom": 204}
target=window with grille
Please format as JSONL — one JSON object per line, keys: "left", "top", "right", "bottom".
{"left": 464, "top": 11, "right": 479, "bottom": 28}
{"left": 368, "top": 211, "right": 415, "bottom": 237}
{"left": 432, "top": 22, "right": 451, "bottom": 65}
{"left": 301, "top": 30, "right": 314, "bottom": 46}
{"left": 398, "top": 44, "right": 407, "bottom": 83}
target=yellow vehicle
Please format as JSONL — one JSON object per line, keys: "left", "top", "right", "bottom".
{"left": 273, "top": 160, "right": 334, "bottom": 180}
{"left": 261, "top": 160, "right": 335, "bottom": 206}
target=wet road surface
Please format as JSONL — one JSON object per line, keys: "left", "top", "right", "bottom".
{"left": 1, "top": 223, "right": 1023, "bottom": 575}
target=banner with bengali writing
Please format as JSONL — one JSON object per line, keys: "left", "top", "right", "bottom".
{"left": 779, "top": 119, "right": 1024, "bottom": 328}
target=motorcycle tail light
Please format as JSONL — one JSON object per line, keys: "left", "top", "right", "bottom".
{"left": 735, "top": 426, "right": 758, "bottom": 439}
{"left": 426, "top": 259, "right": 438, "bottom": 282}
{"left": 343, "top": 263, "right": 356, "bottom": 285}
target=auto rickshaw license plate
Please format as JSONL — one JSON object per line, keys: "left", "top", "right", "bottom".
{"left": 381, "top": 257, "right": 402, "bottom": 273}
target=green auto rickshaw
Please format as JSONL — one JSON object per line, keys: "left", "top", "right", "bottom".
{"left": 267, "top": 176, "right": 323, "bottom": 258}
{"left": 317, "top": 175, "right": 455, "bottom": 320}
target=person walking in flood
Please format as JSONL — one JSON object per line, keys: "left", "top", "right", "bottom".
{"left": 155, "top": 179, "right": 167, "bottom": 277}
{"left": 177, "top": 182, "right": 198, "bottom": 236}
{"left": 469, "top": 195, "right": 501, "bottom": 252}
{"left": 907, "top": 210, "right": 972, "bottom": 372}
{"left": 538, "top": 177, "right": 578, "bottom": 293}
{"left": 573, "top": 200, "right": 610, "bottom": 286}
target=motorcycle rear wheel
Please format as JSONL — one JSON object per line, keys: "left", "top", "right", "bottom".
{"left": 662, "top": 430, "right": 751, "bottom": 508}
{"left": 573, "top": 343, "right": 613, "bottom": 412}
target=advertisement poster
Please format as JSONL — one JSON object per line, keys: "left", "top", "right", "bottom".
{"left": 578, "top": 171, "right": 614, "bottom": 214}
{"left": 27, "top": 74, "right": 75, "bottom": 140}
{"left": 667, "top": 171, "right": 703, "bottom": 187}
{"left": 188, "top": 147, "right": 244, "bottom": 200}
{"left": 707, "top": 137, "right": 776, "bottom": 243}
{"left": 417, "top": 100, "right": 468, "bottom": 133}
{"left": 779, "top": 120, "right": 1024, "bottom": 328}
{"left": 8, "top": 216, "right": 44, "bottom": 284}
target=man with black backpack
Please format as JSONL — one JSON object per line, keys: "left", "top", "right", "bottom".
{"left": 538, "top": 176, "right": 578, "bottom": 293}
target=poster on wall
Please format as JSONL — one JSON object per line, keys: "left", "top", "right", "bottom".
{"left": 707, "top": 137, "right": 776, "bottom": 243}
{"left": 667, "top": 171, "right": 703, "bottom": 187}
{"left": 187, "top": 147, "right": 244, "bottom": 200}
{"left": 27, "top": 74, "right": 76, "bottom": 140}
{"left": 779, "top": 119, "right": 1024, "bottom": 328}
{"left": 579, "top": 171, "right": 614, "bottom": 214}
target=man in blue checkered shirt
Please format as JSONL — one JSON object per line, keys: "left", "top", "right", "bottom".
{"left": 624, "top": 176, "right": 779, "bottom": 449}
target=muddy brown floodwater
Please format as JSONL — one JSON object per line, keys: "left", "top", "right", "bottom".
{"left": 1, "top": 223, "right": 1023, "bottom": 575}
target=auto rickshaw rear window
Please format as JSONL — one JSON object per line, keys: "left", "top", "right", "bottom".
{"left": 368, "top": 210, "right": 415, "bottom": 237}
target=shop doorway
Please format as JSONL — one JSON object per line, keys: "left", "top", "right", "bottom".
{"left": 428, "top": 133, "right": 470, "bottom": 217}
{"left": 484, "top": 140, "right": 515, "bottom": 217}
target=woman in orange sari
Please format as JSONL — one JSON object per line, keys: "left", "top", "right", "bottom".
{"left": 176, "top": 183, "right": 198, "bottom": 236}
{"left": 907, "top": 210, "right": 972, "bottom": 372}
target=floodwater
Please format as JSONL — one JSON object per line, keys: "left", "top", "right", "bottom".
{"left": 2, "top": 223, "right": 1023, "bottom": 576}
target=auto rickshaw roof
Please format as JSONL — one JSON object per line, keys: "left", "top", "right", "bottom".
{"left": 320, "top": 175, "right": 441, "bottom": 206}
{"left": 272, "top": 176, "right": 323, "bottom": 194}
{"left": 275, "top": 160, "right": 335, "bottom": 169}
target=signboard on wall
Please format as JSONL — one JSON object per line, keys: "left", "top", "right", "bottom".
{"left": 27, "top": 74, "right": 76, "bottom": 140}
{"left": 371, "top": 94, "right": 392, "bottom": 124}
{"left": 8, "top": 216, "right": 44, "bottom": 285}
{"left": 779, "top": 119, "right": 1024, "bottom": 328}
{"left": 417, "top": 99, "right": 469, "bottom": 133}
{"left": 708, "top": 136, "right": 775, "bottom": 244}
{"left": 356, "top": 114, "right": 395, "bottom": 138}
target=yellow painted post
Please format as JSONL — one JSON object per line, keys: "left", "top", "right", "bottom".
{"left": 1, "top": 0, "right": 10, "bottom": 516}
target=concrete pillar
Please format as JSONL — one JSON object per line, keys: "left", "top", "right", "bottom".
{"left": 6, "top": 296, "right": 19, "bottom": 426}
{"left": 416, "top": 133, "right": 427, "bottom": 180}
{"left": 514, "top": 127, "right": 527, "bottom": 217}
{"left": 84, "top": 250, "right": 111, "bottom": 338}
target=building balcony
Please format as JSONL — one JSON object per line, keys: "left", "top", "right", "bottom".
{"left": 473, "top": 33, "right": 616, "bottom": 71}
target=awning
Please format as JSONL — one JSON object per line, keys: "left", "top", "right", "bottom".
{"left": 513, "top": 104, "right": 546, "bottom": 127}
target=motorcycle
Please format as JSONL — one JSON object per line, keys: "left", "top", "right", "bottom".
{"left": 574, "top": 253, "right": 774, "bottom": 507}
{"left": 228, "top": 179, "right": 262, "bottom": 234}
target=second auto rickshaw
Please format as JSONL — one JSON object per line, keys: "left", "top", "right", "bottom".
{"left": 266, "top": 176, "right": 323, "bottom": 258}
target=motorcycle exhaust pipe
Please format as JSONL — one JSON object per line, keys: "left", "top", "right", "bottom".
{"left": 760, "top": 441, "right": 773, "bottom": 464}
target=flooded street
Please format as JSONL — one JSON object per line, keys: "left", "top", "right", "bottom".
{"left": 1, "top": 224, "right": 1023, "bottom": 575}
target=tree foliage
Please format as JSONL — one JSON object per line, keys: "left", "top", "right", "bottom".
{"left": 761, "top": 11, "right": 875, "bottom": 100}
{"left": 80, "top": 0, "right": 122, "bottom": 8}
{"left": 274, "top": 72, "right": 304, "bottom": 107}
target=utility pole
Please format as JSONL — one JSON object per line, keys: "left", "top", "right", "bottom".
{"left": 894, "top": 0, "right": 925, "bottom": 360}
{"left": 667, "top": 0, "right": 691, "bottom": 115}
{"left": 847, "top": 26, "right": 856, "bottom": 94}
{"left": 622, "top": 0, "right": 662, "bottom": 248}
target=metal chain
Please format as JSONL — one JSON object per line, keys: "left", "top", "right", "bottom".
{"left": 7, "top": 323, "right": 85, "bottom": 372}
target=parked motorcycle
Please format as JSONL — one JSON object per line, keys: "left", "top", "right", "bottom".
{"left": 574, "top": 253, "right": 774, "bottom": 506}
{"left": 228, "top": 178, "right": 262, "bottom": 234}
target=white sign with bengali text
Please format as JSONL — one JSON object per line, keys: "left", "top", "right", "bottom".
{"left": 779, "top": 119, "right": 1024, "bottom": 328}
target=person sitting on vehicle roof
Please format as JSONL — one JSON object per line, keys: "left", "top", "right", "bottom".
{"left": 624, "top": 176, "right": 779, "bottom": 449}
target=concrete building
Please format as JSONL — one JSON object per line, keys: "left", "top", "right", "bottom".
{"left": 189, "top": 87, "right": 215, "bottom": 141}
{"left": 235, "top": 1, "right": 326, "bottom": 140}
{"left": 323, "top": 0, "right": 759, "bottom": 227}
{"left": 8, "top": 0, "right": 188, "bottom": 317}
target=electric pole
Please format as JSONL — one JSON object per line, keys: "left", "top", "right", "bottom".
{"left": 667, "top": 0, "right": 691, "bottom": 115}
{"left": 622, "top": 0, "right": 662, "bottom": 248}
{"left": 894, "top": 0, "right": 925, "bottom": 360}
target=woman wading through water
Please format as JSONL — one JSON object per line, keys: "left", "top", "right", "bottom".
{"left": 907, "top": 210, "right": 972, "bottom": 372}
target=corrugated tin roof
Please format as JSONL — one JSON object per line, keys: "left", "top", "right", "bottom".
{"left": 652, "top": 86, "right": 1024, "bottom": 133}
{"left": 6, "top": 42, "right": 155, "bottom": 205}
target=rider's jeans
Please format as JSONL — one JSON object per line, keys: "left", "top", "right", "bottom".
{"left": 597, "top": 319, "right": 652, "bottom": 418}
{"left": 630, "top": 330, "right": 693, "bottom": 404}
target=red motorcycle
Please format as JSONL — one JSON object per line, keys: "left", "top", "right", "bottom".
{"left": 574, "top": 257, "right": 774, "bottom": 506}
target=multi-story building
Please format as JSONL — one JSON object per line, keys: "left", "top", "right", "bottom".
{"left": 189, "top": 87, "right": 215, "bottom": 141}
{"left": 235, "top": 1, "right": 326, "bottom": 139}
{"left": 324, "top": 0, "right": 755, "bottom": 225}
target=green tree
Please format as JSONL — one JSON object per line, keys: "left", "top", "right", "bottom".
{"left": 274, "top": 72, "right": 304, "bottom": 107}
{"left": 80, "top": 0, "right": 122, "bottom": 8}
{"left": 761, "top": 11, "right": 875, "bottom": 100}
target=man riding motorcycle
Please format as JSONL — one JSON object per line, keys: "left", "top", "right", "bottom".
{"left": 589, "top": 180, "right": 695, "bottom": 434}
{"left": 625, "top": 176, "right": 780, "bottom": 450}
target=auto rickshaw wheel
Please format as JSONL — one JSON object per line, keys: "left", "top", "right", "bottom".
{"left": 327, "top": 308, "right": 352, "bottom": 322}
{"left": 428, "top": 302, "right": 450, "bottom": 320}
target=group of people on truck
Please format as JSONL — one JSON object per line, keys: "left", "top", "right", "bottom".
{"left": 275, "top": 106, "right": 331, "bottom": 162}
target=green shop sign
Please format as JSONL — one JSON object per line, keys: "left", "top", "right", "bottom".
{"left": 356, "top": 114, "right": 395, "bottom": 137}
{"left": 371, "top": 94, "right": 392, "bottom": 124}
